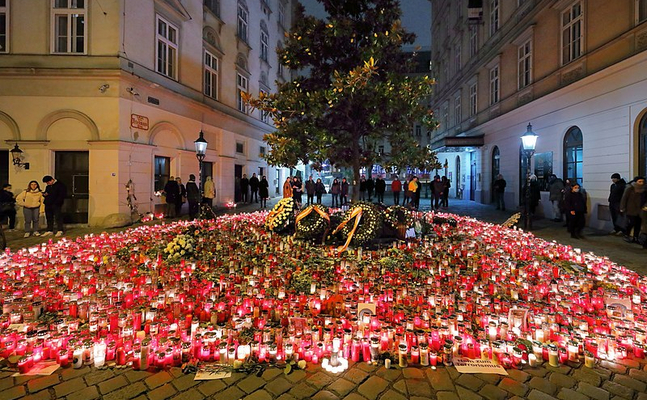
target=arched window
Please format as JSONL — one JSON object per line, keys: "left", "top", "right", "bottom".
{"left": 639, "top": 113, "right": 647, "bottom": 178}
{"left": 564, "top": 126, "right": 583, "bottom": 185}
{"left": 491, "top": 146, "right": 500, "bottom": 202}
{"left": 455, "top": 155, "right": 461, "bottom": 198}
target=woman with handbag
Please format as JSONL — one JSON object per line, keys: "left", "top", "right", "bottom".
{"left": 17, "top": 181, "right": 44, "bottom": 237}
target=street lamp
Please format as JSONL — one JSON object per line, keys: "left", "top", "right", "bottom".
{"left": 10, "top": 143, "right": 30, "bottom": 170}
{"left": 521, "top": 123, "right": 538, "bottom": 230}
{"left": 194, "top": 131, "right": 208, "bottom": 192}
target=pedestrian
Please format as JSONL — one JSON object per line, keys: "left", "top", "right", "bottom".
{"left": 340, "top": 178, "right": 349, "bottom": 205}
{"left": 432, "top": 175, "right": 444, "bottom": 210}
{"left": 414, "top": 177, "right": 421, "bottom": 209}
{"left": 408, "top": 176, "right": 419, "bottom": 209}
{"left": 202, "top": 176, "right": 215, "bottom": 208}
{"left": 563, "top": 182, "right": 587, "bottom": 239}
{"left": 292, "top": 176, "right": 303, "bottom": 208}
{"left": 41, "top": 175, "right": 66, "bottom": 237}
{"left": 330, "top": 178, "right": 341, "bottom": 207}
{"left": 0, "top": 184, "right": 17, "bottom": 232}
{"left": 525, "top": 175, "right": 541, "bottom": 216}
{"left": 185, "top": 175, "right": 200, "bottom": 219}
{"left": 249, "top": 173, "right": 260, "bottom": 203}
{"left": 259, "top": 176, "right": 269, "bottom": 209}
{"left": 548, "top": 174, "right": 564, "bottom": 222}
{"left": 403, "top": 176, "right": 412, "bottom": 206}
{"left": 493, "top": 174, "right": 506, "bottom": 211}
{"left": 283, "top": 177, "right": 293, "bottom": 199}
{"left": 163, "top": 176, "right": 179, "bottom": 218}
{"left": 305, "top": 176, "right": 316, "bottom": 206}
{"left": 391, "top": 177, "right": 402, "bottom": 205}
{"left": 441, "top": 176, "right": 451, "bottom": 207}
{"left": 175, "top": 177, "right": 186, "bottom": 217}
{"left": 366, "top": 177, "right": 374, "bottom": 202}
{"left": 620, "top": 176, "right": 645, "bottom": 243}
{"left": 17, "top": 181, "right": 44, "bottom": 237}
{"left": 240, "top": 174, "right": 249, "bottom": 204}
{"left": 359, "top": 176, "right": 367, "bottom": 201}
{"left": 608, "top": 173, "right": 626, "bottom": 235}
{"left": 639, "top": 195, "right": 647, "bottom": 249}
{"left": 315, "top": 178, "right": 326, "bottom": 204}
{"left": 375, "top": 175, "right": 386, "bottom": 203}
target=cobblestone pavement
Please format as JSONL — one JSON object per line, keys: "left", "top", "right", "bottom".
{"left": 1, "top": 196, "right": 646, "bottom": 400}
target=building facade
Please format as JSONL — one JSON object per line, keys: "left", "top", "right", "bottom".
{"left": 0, "top": 0, "right": 295, "bottom": 226}
{"left": 430, "top": 0, "right": 647, "bottom": 228}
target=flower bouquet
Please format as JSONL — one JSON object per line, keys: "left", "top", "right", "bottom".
{"left": 266, "top": 197, "right": 296, "bottom": 233}
{"left": 164, "top": 233, "right": 195, "bottom": 262}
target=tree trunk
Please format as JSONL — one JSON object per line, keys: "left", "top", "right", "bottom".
{"left": 352, "top": 139, "right": 361, "bottom": 202}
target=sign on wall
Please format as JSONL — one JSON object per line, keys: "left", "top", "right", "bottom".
{"left": 534, "top": 152, "right": 553, "bottom": 191}
{"left": 130, "top": 114, "right": 150, "bottom": 130}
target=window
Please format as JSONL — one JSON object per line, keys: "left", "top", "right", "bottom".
{"left": 237, "top": 2, "right": 248, "bottom": 42}
{"left": 236, "top": 142, "right": 245, "bottom": 154}
{"left": 518, "top": 39, "right": 532, "bottom": 89}
{"left": 237, "top": 73, "right": 248, "bottom": 113}
{"left": 442, "top": 105, "right": 449, "bottom": 130}
{"left": 278, "top": 1, "right": 285, "bottom": 26}
{"left": 378, "top": 145, "right": 384, "bottom": 155}
{"left": 469, "top": 82, "right": 478, "bottom": 117}
{"left": 260, "top": 146, "right": 266, "bottom": 156}
{"left": 51, "top": 0, "right": 87, "bottom": 54}
{"left": 564, "top": 126, "right": 583, "bottom": 185}
{"left": 204, "top": 0, "right": 219, "bottom": 17}
{"left": 489, "top": 0, "right": 499, "bottom": 35}
{"left": 260, "top": 26, "right": 269, "bottom": 61}
{"left": 639, "top": 113, "right": 647, "bottom": 178}
{"left": 415, "top": 125, "right": 422, "bottom": 137}
{"left": 0, "top": 0, "right": 7, "bottom": 53}
{"left": 454, "top": 94, "right": 462, "bottom": 126}
{"left": 639, "top": 0, "right": 647, "bottom": 24}
{"left": 561, "top": 2, "right": 583, "bottom": 64}
{"left": 259, "top": 89, "right": 269, "bottom": 123}
{"left": 156, "top": 15, "right": 178, "bottom": 79}
{"left": 469, "top": 26, "right": 478, "bottom": 58}
{"left": 154, "top": 156, "right": 170, "bottom": 192}
{"left": 489, "top": 65, "right": 499, "bottom": 105}
{"left": 454, "top": 43, "right": 462, "bottom": 73}
{"left": 277, "top": 42, "right": 284, "bottom": 77}
{"left": 204, "top": 50, "right": 219, "bottom": 99}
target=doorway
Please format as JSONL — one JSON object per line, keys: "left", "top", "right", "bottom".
{"left": 0, "top": 151, "right": 8, "bottom": 186}
{"left": 234, "top": 164, "right": 243, "bottom": 202}
{"left": 455, "top": 156, "right": 461, "bottom": 198}
{"left": 491, "top": 146, "right": 500, "bottom": 203}
{"left": 470, "top": 152, "right": 476, "bottom": 201}
{"left": 55, "top": 151, "right": 89, "bottom": 224}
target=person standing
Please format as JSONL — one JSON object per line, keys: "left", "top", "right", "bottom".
{"left": 292, "top": 176, "right": 303, "bottom": 208}
{"left": 359, "top": 176, "right": 367, "bottom": 201}
{"left": 163, "top": 176, "right": 180, "bottom": 218}
{"left": 0, "top": 184, "right": 16, "bottom": 232}
{"left": 608, "top": 173, "right": 626, "bottom": 235}
{"left": 259, "top": 176, "right": 269, "bottom": 209}
{"left": 41, "top": 175, "right": 66, "bottom": 237}
{"left": 305, "top": 176, "right": 316, "bottom": 206}
{"left": 330, "top": 178, "right": 340, "bottom": 207}
{"left": 249, "top": 173, "right": 260, "bottom": 203}
{"left": 408, "top": 176, "right": 419, "bottom": 209}
{"left": 240, "top": 174, "right": 249, "bottom": 204}
{"left": 340, "top": 178, "right": 349, "bottom": 205}
{"left": 315, "top": 178, "right": 326, "bottom": 204}
{"left": 391, "top": 177, "right": 402, "bottom": 205}
{"left": 186, "top": 175, "right": 200, "bottom": 219}
{"left": 523, "top": 175, "right": 541, "bottom": 216}
{"left": 202, "top": 176, "right": 215, "bottom": 208}
{"left": 441, "top": 176, "right": 451, "bottom": 207}
{"left": 375, "top": 175, "right": 386, "bottom": 203}
{"left": 17, "top": 181, "right": 44, "bottom": 237}
{"left": 563, "top": 182, "right": 587, "bottom": 239}
{"left": 493, "top": 174, "right": 506, "bottom": 211}
{"left": 366, "top": 177, "right": 374, "bottom": 202}
{"left": 283, "top": 177, "right": 293, "bottom": 199}
{"left": 175, "top": 177, "right": 186, "bottom": 217}
{"left": 548, "top": 174, "right": 564, "bottom": 222}
{"left": 432, "top": 175, "right": 444, "bottom": 210}
{"left": 620, "top": 176, "right": 645, "bottom": 243}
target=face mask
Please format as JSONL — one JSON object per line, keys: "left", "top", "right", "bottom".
{"left": 573, "top": 188, "right": 580, "bottom": 192}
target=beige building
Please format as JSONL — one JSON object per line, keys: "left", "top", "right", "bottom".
{"left": 0, "top": 0, "right": 296, "bottom": 226}
{"left": 430, "top": 0, "right": 647, "bottom": 228}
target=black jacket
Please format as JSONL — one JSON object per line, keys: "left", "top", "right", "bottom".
{"left": 564, "top": 191, "right": 587, "bottom": 214}
{"left": 259, "top": 179, "right": 269, "bottom": 198}
{"left": 608, "top": 179, "right": 626, "bottom": 205}
{"left": 44, "top": 180, "right": 67, "bottom": 207}
{"left": 163, "top": 180, "right": 180, "bottom": 204}
{"left": 186, "top": 181, "right": 200, "bottom": 203}
{"left": 375, "top": 178, "right": 386, "bottom": 194}
{"left": 249, "top": 176, "right": 260, "bottom": 190}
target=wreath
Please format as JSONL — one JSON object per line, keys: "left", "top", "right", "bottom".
{"left": 266, "top": 197, "right": 296, "bottom": 232}
{"left": 383, "top": 206, "right": 415, "bottom": 229}
{"left": 294, "top": 205, "right": 330, "bottom": 241}
{"left": 333, "top": 202, "right": 382, "bottom": 251}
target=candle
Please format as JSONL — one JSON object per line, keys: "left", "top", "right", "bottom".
{"left": 420, "top": 343, "right": 430, "bottom": 366}
{"left": 584, "top": 351, "right": 596, "bottom": 368}
{"left": 398, "top": 343, "right": 408, "bottom": 368}
{"left": 548, "top": 345, "right": 559, "bottom": 367}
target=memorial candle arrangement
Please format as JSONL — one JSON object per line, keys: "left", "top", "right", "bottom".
{"left": 0, "top": 210, "right": 646, "bottom": 374}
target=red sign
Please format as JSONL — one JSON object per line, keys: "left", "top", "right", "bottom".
{"left": 130, "top": 114, "right": 149, "bottom": 130}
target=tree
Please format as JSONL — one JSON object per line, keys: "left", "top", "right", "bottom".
{"left": 245, "top": 0, "right": 440, "bottom": 200}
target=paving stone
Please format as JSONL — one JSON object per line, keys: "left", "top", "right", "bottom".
{"left": 285, "top": 369, "right": 307, "bottom": 384}
{"left": 66, "top": 385, "right": 101, "bottom": 400}
{"left": 53, "top": 377, "right": 86, "bottom": 397}
{"left": 529, "top": 377, "right": 558, "bottom": 395}
{"left": 550, "top": 372, "right": 577, "bottom": 388}
{"left": 456, "top": 374, "right": 485, "bottom": 391}
{"left": 98, "top": 375, "right": 129, "bottom": 394}
{"left": 277, "top": 395, "right": 298, "bottom": 400}
{"left": 198, "top": 379, "right": 227, "bottom": 397}
{"left": 437, "top": 392, "right": 461, "bottom": 400}
{"left": 102, "top": 381, "right": 147, "bottom": 400}
{"left": 289, "top": 382, "right": 318, "bottom": 399}
{"left": 546, "top": 365, "right": 572, "bottom": 375}
{"left": 26, "top": 373, "right": 59, "bottom": 393}
{"left": 222, "top": 372, "right": 246, "bottom": 386}
{"left": 637, "top": 393, "right": 647, "bottom": 400}
{"left": 457, "top": 385, "right": 484, "bottom": 400}
{"left": 528, "top": 389, "right": 559, "bottom": 400}
{"left": 629, "top": 368, "right": 647, "bottom": 383}
{"left": 264, "top": 376, "right": 292, "bottom": 396}
{"left": 613, "top": 374, "right": 647, "bottom": 392}
{"left": 147, "top": 383, "right": 177, "bottom": 400}
{"left": 478, "top": 383, "right": 508, "bottom": 400}
{"left": 262, "top": 368, "right": 284, "bottom": 381}
{"left": 573, "top": 369, "right": 603, "bottom": 386}
{"left": 309, "top": 371, "right": 336, "bottom": 388}
{"left": 507, "top": 369, "right": 530, "bottom": 383}
{"left": 174, "top": 388, "right": 204, "bottom": 400}
{"left": 379, "top": 389, "right": 408, "bottom": 400}
{"left": 599, "top": 361, "right": 627, "bottom": 375}
{"left": 410, "top": 397, "right": 434, "bottom": 400}
{"left": 343, "top": 368, "right": 369, "bottom": 384}
{"left": 0, "top": 377, "right": 14, "bottom": 391}
{"left": 167, "top": 367, "right": 183, "bottom": 378}
{"left": 341, "top": 394, "right": 368, "bottom": 400}
{"left": 357, "top": 375, "right": 389, "bottom": 399}
{"left": 578, "top": 382, "right": 610, "bottom": 400}
{"left": 616, "top": 358, "right": 640, "bottom": 369}
{"left": 447, "top": 366, "right": 461, "bottom": 380}
{"left": 0, "top": 386, "right": 26, "bottom": 400}
{"left": 60, "top": 366, "right": 90, "bottom": 381}
{"left": 84, "top": 368, "right": 115, "bottom": 386}
{"left": 602, "top": 380, "right": 634, "bottom": 399}
{"left": 312, "top": 390, "right": 340, "bottom": 400}
{"left": 327, "top": 378, "right": 355, "bottom": 397}
{"left": 237, "top": 374, "right": 267, "bottom": 394}
{"left": 406, "top": 378, "right": 432, "bottom": 397}
{"left": 144, "top": 370, "right": 173, "bottom": 389}
{"left": 427, "top": 367, "right": 454, "bottom": 391}
{"left": 356, "top": 363, "right": 378, "bottom": 373}
{"left": 498, "top": 377, "right": 529, "bottom": 397}
{"left": 123, "top": 369, "right": 154, "bottom": 383}
{"left": 403, "top": 367, "right": 425, "bottom": 379}
{"left": 21, "top": 390, "right": 51, "bottom": 400}
{"left": 474, "top": 373, "right": 502, "bottom": 385}
{"left": 557, "top": 388, "right": 590, "bottom": 400}
{"left": 172, "top": 373, "right": 200, "bottom": 392}
{"left": 527, "top": 367, "right": 550, "bottom": 378}
{"left": 393, "top": 379, "right": 408, "bottom": 395}
{"left": 375, "top": 366, "right": 402, "bottom": 381}
{"left": 216, "top": 386, "right": 247, "bottom": 400}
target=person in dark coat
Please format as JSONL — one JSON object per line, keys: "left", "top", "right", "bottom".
{"left": 359, "top": 176, "right": 367, "bottom": 201}
{"left": 431, "top": 175, "right": 444, "bottom": 210}
{"left": 330, "top": 179, "right": 341, "bottom": 207}
{"left": 523, "top": 175, "right": 541, "bottom": 216}
{"left": 240, "top": 174, "right": 249, "bottom": 204}
{"left": 548, "top": 174, "right": 565, "bottom": 222}
{"left": 620, "top": 176, "right": 646, "bottom": 243}
{"left": 259, "top": 176, "right": 269, "bottom": 209}
{"left": 375, "top": 176, "right": 386, "bottom": 203}
{"left": 305, "top": 176, "right": 316, "bottom": 206}
{"left": 163, "top": 176, "right": 180, "bottom": 218}
{"left": 366, "top": 177, "right": 375, "bottom": 202}
{"left": 563, "top": 182, "right": 587, "bottom": 239}
{"left": 249, "top": 173, "right": 260, "bottom": 203}
{"left": 441, "top": 176, "right": 451, "bottom": 207}
{"left": 0, "top": 184, "right": 16, "bottom": 231}
{"left": 175, "top": 177, "right": 186, "bottom": 217}
{"left": 493, "top": 174, "right": 506, "bottom": 211}
{"left": 41, "top": 175, "right": 67, "bottom": 236}
{"left": 185, "top": 174, "right": 201, "bottom": 219}
{"left": 608, "top": 173, "right": 626, "bottom": 235}
{"left": 315, "top": 178, "right": 326, "bottom": 204}
{"left": 292, "top": 176, "right": 303, "bottom": 208}
{"left": 340, "top": 178, "right": 349, "bottom": 205}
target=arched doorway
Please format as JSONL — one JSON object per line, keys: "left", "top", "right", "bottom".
{"left": 455, "top": 155, "right": 461, "bottom": 199}
{"left": 491, "top": 146, "right": 500, "bottom": 203}
{"left": 519, "top": 145, "right": 530, "bottom": 203}
{"left": 639, "top": 113, "right": 647, "bottom": 178}
{"left": 564, "top": 126, "right": 583, "bottom": 185}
